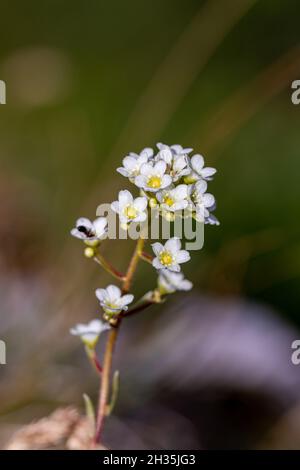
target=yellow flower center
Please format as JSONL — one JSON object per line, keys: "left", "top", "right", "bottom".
{"left": 163, "top": 195, "right": 174, "bottom": 207}
{"left": 159, "top": 251, "right": 173, "bottom": 266}
{"left": 124, "top": 205, "right": 138, "bottom": 219}
{"left": 147, "top": 175, "right": 161, "bottom": 189}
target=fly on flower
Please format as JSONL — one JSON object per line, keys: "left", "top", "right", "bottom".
{"left": 71, "top": 217, "right": 108, "bottom": 242}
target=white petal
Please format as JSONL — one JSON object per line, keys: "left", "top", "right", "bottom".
{"left": 95, "top": 288, "right": 107, "bottom": 302}
{"left": 111, "top": 201, "right": 120, "bottom": 213}
{"left": 133, "top": 196, "right": 147, "bottom": 212}
{"left": 169, "top": 264, "right": 181, "bottom": 272}
{"left": 141, "top": 147, "right": 154, "bottom": 158}
{"left": 120, "top": 294, "right": 134, "bottom": 306}
{"left": 140, "top": 163, "right": 153, "bottom": 176}
{"left": 152, "top": 242, "right": 164, "bottom": 256}
{"left": 160, "top": 175, "right": 172, "bottom": 189}
{"left": 134, "top": 175, "right": 147, "bottom": 188}
{"left": 119, "top": 190, "right": 133, "bottom": 206}
{"left": 171, "top": 201, "right": 188, "bottom": 211}
{"left": 123, "top": 156, "right": 138, "bottom": 170}
{"left": 93, "top": 217, "right": 107, "bottom": 236}
{"left": 165, "top": 238, "right": 181, "bottom": 253}
{"left": 154, "top": 160, "right": 166, "bottom": 175}
{"left": 195, "top": 180, "right": 207, "bottom": 194}
{"left": 200, "top": 167, "right": 216, "bottom": 178}
{"left": 71, "top": 228, "right": 86, "bottom": 239}
{"left": 158, "top": 148, "right": 173, "bottom": 165}
{"left": 180, "top": 279, "right": 193, "bottom": 291}
{"left": 174, "top": 184, "right": 188, "bottom": 200}
{"left": 152, "top": 258, "right": 164, "bottom": 270}
{"left": 176, "top": 250, "right": 190, "bottom": 263}
{"left": 106, "top": 285, "right": 121, "bottom": 301}
{"left": 134, "top": 212, "right": 147, "bottom": 222}
{"left": 191, "top": 154, "right": 204, "bottom": 173}
{"left": 203, "top": 193, "right": 215, "bottom": 208}
{"left": 117, "top": 167, "right": 129, "bottom": 177}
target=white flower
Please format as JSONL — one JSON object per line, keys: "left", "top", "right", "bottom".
{"left": 71, "top": 217, "right": 108, "bottom": 241}
{"left": 135, "top": 161, "right": 172, "bottom": 192}
{"left": 170, "top": 144, "right": 193, "bottom": 155}
{"left": 152, "top": 238, "right": 190, "bottom": 272}
{"left": 95, "top": 284, "right": 134, "bottom": 315}
{"left": 189, "top": 154, "right": 217, "bottom": 181}
{"left": 70, "top": 319, "right": 110, "bottom": 347}
{"left": 191, "top": 180, "right": 216, "bottom": 222}
{"left": 158, "top": 270, "right": 193, "bottom": 294}
{"left": 157, "top": 184, "right": 190, "bottom": 212}
{"left": 117, "top": 148, "right": 153, "bottom": 179}
{"left": 111, "top": 190, "right": 147, "bottom": 225}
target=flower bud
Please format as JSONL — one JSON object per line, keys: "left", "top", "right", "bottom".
{"left": 149, "top": 198, "right": 158, "bottom": 208}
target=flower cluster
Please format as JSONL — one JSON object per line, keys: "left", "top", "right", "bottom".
{"left": 117, "top": 142, "right": 219, "bottom": 224}
{"left": 70, "top": 142, "right": 219, "bottom": 346}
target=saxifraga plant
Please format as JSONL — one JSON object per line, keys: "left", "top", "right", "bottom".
{"left": 70, "top": 142, "right": 219, "bottom": 447}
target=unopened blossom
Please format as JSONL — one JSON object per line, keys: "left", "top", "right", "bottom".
{"left": 71, "top": 217, "right": 108, "bottom": 241}
{"left": 152, "top": 238, "right": 190, "bottom": 272}
{"left": 158, "top": 270, "right": 193, "bottom": 294}
{"left": 111, "top": 190, "right": 147, "bottom": 225}
{"left": 70, "top": 319, "right": 110, "bottom": 347}
{"left": 157, "top": 184, "right": 190, "bottom": 212}
{"left": 95, "top": 284, "right": 134, "bottom": 316}
{"left": 117, "top": 148, "right": 153, "bottom": 179}
{"left": 191, "top": 180, "right": 216, "bottom": 222}
{"left": 135, "top": 161, "right": 172, "bottom": 192}
{"left": 188, "top": 154, "right": 217, "bottom": 182}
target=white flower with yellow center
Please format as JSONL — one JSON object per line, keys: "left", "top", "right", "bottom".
{"left": 158, "top": 270, "right": 193, "bottom": 294}
{"left": 135, "top": 161, "right": 172, "bottom": 192}
{"left": 157, "top": 184, "right": 190, "bottom": 212}
{"left": 152, "top": 238, "right": 190, "bottom": 272}
{"left": 95, "top": 284, "right": 134, "bottom": 315}
{"left": 70, "top": 319, "right": 110, "bottom": 347}
{"left": 191, "top": 180, "right": 217, "bottom": 223}
{"left": 117, "top": 148, "right": 153, "bottom": 179}
{"left": 111, "top": 190, "right": 147, "bottom": 225}
{"left": 71, "top": 217, "right": 108, "bottom": 241}
{"left": 187, "top": 154, "right": 216, "bottom": 182}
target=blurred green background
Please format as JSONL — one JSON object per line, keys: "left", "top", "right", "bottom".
{"left": 1, "top": 0, "right": 300, "bottom": 449}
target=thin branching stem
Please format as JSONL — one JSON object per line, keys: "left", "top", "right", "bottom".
{"left": 94, "top": 253, "right": 125, "bottom": 281}
{"left": 94, "top": 237, "right": 145, "bottom": 445}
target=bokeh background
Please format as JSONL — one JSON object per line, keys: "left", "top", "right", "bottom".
{"left": 1, "top": 0, "right": 300, "bottom": 449}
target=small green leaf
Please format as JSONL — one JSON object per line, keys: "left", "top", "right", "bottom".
{"left": 83, "top": 393, "right": 96, "bottom": 433}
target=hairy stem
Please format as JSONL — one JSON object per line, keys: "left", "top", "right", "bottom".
{"left": 94, "top": 237, "right": 145, "bottom": 445}
{"left": 94, "top": 326, "right": 118, "bottom": 444}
